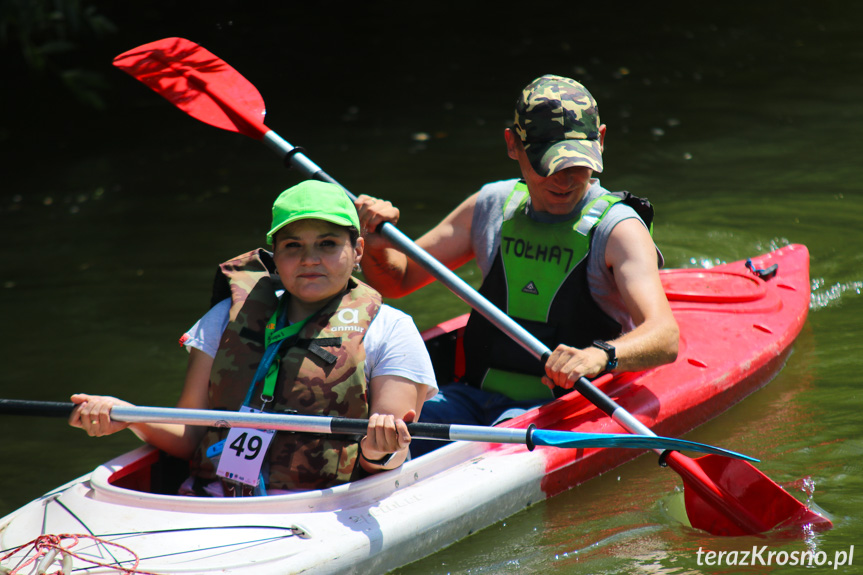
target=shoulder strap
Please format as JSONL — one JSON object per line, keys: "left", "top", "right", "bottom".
{"left": 574, "top": 195, "right": 621, "bottom": 236}
{"left": 502, "top": 181, "right": 530, "bottom": 221}
{"left": 210, "top": 249, "right": 278, "bottom": 309}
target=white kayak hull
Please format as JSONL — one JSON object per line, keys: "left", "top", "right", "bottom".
{"left": 1, "top": 441, "right": 545, "bottom": 574}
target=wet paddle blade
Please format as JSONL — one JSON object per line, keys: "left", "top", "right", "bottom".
{"left": 667, "top": 453, "right": 833, "bottom": 536}
{"left": 113, "top": 37, "right": 267, "bottom": 138}
{"left": 531, "top": 430, "right": 758, "bottom": 461}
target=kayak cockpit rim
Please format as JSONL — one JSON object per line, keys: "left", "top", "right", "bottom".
{"left": 88, "top": 441, "right": 495, "bottom": 513}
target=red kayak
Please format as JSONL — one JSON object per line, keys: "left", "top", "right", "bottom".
{"left": 428, "top": 243, "right": 813, "bottom": 497}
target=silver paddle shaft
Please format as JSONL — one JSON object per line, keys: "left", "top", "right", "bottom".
{"left": 261, "top": 130, "right": 550, "bottom": 363}
{"left": 262, "top": 130, "right": 661, "bottom": 453}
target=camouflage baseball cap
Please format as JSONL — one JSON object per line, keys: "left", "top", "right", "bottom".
{"left": 513, "top": 74, "right": 603, "bottom": 176}
{"left": 267, "top": 180, "right": 360, "bottom": 244}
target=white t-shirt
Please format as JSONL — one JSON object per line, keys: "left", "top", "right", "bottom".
{"left": 183, "top": 297, "right": 438, "bottom": 398}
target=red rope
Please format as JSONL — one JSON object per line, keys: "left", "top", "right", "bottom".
{"left": 0, "top": 533, "right": 160, "bottom": 574}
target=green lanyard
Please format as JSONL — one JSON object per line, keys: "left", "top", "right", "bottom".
{"left": 243, "top": 296, "right": 312, "bottom": 409}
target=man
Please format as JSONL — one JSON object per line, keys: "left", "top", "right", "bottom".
{"left": 356, "top": 75, "right": 678, "bottom": 451}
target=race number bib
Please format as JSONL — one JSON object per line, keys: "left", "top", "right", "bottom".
{"left": 215, "top": 407, "right": 275, "bottom": 487}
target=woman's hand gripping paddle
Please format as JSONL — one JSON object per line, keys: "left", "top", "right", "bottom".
{"left": 112, "top": 37, "right": 832, "bottom": 537}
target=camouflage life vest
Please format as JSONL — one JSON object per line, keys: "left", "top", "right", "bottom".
{"left": 189, "top": 249, "right": 382, "bottom": 491}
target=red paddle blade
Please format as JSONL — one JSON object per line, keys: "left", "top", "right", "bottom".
{"left": 668, "top": 453, "right": 832, "bottom": 536}
{"left": 113, "top": 37, "right": 268, "bottom": 139}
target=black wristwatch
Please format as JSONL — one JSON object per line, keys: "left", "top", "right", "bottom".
{"left": 592, "top": 340, "right": 618, "bottom": 371}
{"left": 361, "top": 451, "right": 396, "bottom": 466}
{"left": 359, "top": 440, "right": 397, "bottom": 467}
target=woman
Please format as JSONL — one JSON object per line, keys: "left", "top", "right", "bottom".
{"left": 70, "top": 180, "right": 437, "bottom": 496}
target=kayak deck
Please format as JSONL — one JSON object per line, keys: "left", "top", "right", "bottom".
{"left": 0, "top": 245, "right": 811, "bottom": 574}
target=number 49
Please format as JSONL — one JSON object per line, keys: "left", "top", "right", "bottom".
{"left": 229, "top": 432, "right": 263, "bottom": 460}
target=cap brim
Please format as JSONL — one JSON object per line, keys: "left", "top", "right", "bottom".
{"left": 267, "top": 213, "right": 357, "bottom": 244}
{"left": 524, "top": 139, "right": 603, "bottom": 177}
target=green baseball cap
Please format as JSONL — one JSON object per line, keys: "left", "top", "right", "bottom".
{"left": 513, "top": 74, "right": 603, "bottom": 176}
{"left": 267, "top": 180, "right": 360, "bottom": 244}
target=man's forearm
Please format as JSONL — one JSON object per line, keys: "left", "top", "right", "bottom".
{"left": 610, "top": 319, "right": 679, "bottom": 372}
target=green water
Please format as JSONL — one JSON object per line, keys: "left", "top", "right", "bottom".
{"left": 2, "top": 3, "right": 862, "bottom": 573}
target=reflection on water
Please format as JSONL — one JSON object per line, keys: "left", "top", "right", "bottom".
{"left": 3, "top": 3, "right": 863, "bottom": 574}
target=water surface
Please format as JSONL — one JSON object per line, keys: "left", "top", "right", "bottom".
{"left": 2, "top": 3, "right": 861, "bottom": 573}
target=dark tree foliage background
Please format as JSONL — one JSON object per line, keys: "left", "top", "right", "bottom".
{"left": 4, "top": 0, "right": 834, "bottom": 158}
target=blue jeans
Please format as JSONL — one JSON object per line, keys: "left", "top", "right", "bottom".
{"left": 410, "top": 383, "right": 547, "bottom": 457}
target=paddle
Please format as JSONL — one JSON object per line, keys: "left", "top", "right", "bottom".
{"left": 0, "top": 399, "right": 758, "bottom": 458}
{"left": 112, "top": 37, "right": 832, "bottom": 536}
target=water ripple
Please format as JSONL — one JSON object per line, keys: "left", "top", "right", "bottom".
{"left": 810, "top": 278, "right": 863, "bottom": 311}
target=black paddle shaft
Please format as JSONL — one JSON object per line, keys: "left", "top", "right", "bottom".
{"left": 330, "top": 417, "right": 460, "bottom": 441}
{"left": 0, "top": 399, "right": 75, "bottom": 417}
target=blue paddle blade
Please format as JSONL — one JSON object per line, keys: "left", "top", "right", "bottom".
{"left": 531, "top": 429, "right": 759, "bottom": 462}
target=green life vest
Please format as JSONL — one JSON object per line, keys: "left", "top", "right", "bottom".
{"left": 462, "top": 182, "right": 652, "bottom": 401}
{"left": 500, "top": 184, "right": 623, "bottom": 323}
